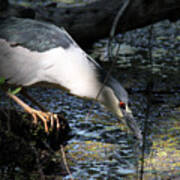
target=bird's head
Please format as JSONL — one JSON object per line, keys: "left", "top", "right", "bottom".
{"left": 98, "top": 77, "right": 142, "bottom": 141}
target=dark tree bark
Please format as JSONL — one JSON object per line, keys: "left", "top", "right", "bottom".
{"left": 1, "top": 0, "right": 180, "bottom": 46}
{"left": 0, "top": 0, "right": 8, "bottom": 11}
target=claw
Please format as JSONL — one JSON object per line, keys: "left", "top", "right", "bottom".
{"left": 54, "top": 114, "right": 60, "bottom": 130}
{"left": 30, "top": 109, "right": 49, "bottom": 133}
{"left": 50, "top": 114, "right": 54, "bottom": 129}
{"left": 31, "top": 110, "right": 61, "bottom": 133}
{"left": 32, "top": 113, "right": 38, "bottom": 124}
{"left": 6, "top": 92, "right": 61, "bottom": 133}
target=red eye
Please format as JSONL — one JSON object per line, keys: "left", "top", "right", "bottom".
{"left": 119, "top": 101, "right": 125, "bottom": 109}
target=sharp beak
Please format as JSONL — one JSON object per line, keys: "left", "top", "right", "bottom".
{"left": 121, "top": 108, "right": 142, "bottom": 142}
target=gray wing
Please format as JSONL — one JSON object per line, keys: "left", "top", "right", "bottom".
{"left": 0, "top": 17, "right": 74, "bottom": 52}
{"left": 0, "top": 17, "right": 76, "bottom": 86}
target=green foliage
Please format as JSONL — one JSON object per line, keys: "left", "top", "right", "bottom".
{"left": 0, "top": 77, "right": 5, "bottom": 85}
{"left": 8, "top": 87, "right": 22, "bottom": 95}
{"left": 0, "top": 77, "right": 22, "bottom": 94}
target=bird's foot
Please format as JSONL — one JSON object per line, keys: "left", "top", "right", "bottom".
{"left": 26, "top": 108, "right": 60, "bottom": 133}
{"left": 6, "top": 91, "right": 61, "bottom": 133}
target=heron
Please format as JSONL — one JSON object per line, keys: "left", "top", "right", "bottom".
{"left": 0, "top": 17, "right": 142, "bottom": 141}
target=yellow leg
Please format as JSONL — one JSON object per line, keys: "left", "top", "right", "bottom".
{"left": 6, "top": 92, "right": 60, "bottom": 133}
{"left": 20, "top": 89, "right": 47, "bottom": 112}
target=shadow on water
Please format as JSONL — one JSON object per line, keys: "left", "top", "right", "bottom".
{"left": 0, "top": 20, "right": 180, "bottom": 179}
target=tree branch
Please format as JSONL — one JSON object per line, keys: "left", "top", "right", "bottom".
{"left": 1, "top": 0, "right": 180, "bottom": 46}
